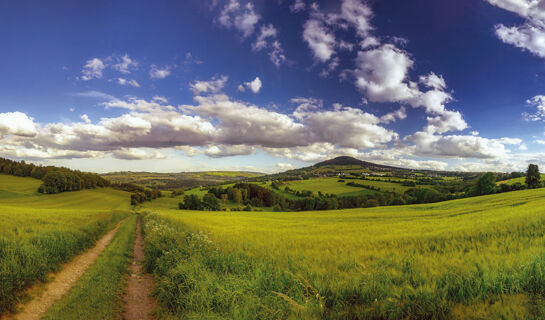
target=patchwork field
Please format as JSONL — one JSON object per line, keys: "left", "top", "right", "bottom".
{"left": 143, "top": 188, "right": 545, "bottom": 319}
{"left": 0, "top": 174, "right": 131, "bottom": 313}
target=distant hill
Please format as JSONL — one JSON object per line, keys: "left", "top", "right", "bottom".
{"left": 101, "top": 171, "right": 263, "bottom": 189}
{"left": 314, "top": 156, "right": 406, "bottom": 171}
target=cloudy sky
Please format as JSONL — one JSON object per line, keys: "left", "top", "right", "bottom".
{"left": 2, "top": 0, "right": 545, "bottom": 173}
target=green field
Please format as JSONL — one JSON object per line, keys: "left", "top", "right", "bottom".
{"left": 0, "top": 174, "right": 131, "bottom": 313}
{"left": 497, "top": 174, "right": 545, "bottom": 185}
{"left": 143, "top": 188, "right": 545, "bottom": 319}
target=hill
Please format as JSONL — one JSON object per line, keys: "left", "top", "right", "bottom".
{"left": 314, "top": 156, "right": 404, "bottom": 171}
{"left": 101, "top": 171, "right": 263, "bottom": 189}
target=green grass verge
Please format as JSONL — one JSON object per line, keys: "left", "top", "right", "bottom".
{"left": 143, "top": 188, "right": 545, "bottom": 319}
{"left": 42, "top": 215, "right": 137, "bottom": 320}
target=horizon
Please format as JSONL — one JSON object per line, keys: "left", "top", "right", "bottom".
{"left": 2, "top": 0, "right": 545, "bottom": 173}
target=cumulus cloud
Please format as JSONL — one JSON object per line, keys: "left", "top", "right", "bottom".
{"left": 238, "top": 77, "right": 262, "bottom": 93}
{"left": 190, "top": 75, "right": 228, "bottom": 95}
{"left": 523, "top": 95, "right": 545, "bottom": 121}
{"left": 0, "top": 112, "right": 37, "bottom": 137}
{"left": 112, "top": 148, "right": 166, "bottom": 160}
{"left": 112, "top": 54, "right": 138, "bottom": 74}
{"left": 380, "top": 107, "right": 407, "bottom": 124}
{"left": 116, "top": 78, "right": 140, "bottom": 87}
{"left": 277, "top": 162, "right": 295, "bottom": 170}
{"left": 406, "top": 131, "right": 522, "bottom": 159}
{"left": 204, "top": 144, "right": 255, "bottom": 158}
{"left": 253, "top": 24, "right": 277, "bottom": 51}
{"left": 81, "top": 58, "right": 105, "bottom": 80}
{"left": 486, "top": 0, "right": 545, "bottom": 58}
{"left": 303, "top": 18, "right": 336, "bottom": 62}
{"left": 290, "top": 0, "right": 305, "bottom": 13}
{"left": 149, "top": 65, "right": 171, "bottom": 79}
{"left": 80, "top": 114, "right": 91, "bottom": 124}
{"left": 218, "top": 0, "right": 260, "bottom": 38}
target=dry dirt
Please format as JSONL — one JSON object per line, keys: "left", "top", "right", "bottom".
{"left": 2, "top": 218, "right": 127, "bottom": 320}
{"left": 122, "top": 217, "right": 156, "bottom": 320}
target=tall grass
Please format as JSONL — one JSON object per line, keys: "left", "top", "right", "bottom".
{"left": 42, "top": 215, "right": 137, "bottom": 320}
{"left": 143, "top": 188, "right": 545, "bottom": 319}
{"left": 0, "top": 175, "right": 131, "bottom": 314}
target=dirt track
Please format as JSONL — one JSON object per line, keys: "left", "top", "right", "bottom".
{"left": 2, "top": 218, "right": 127, "bottom": 320}
{"left": 122, "top": 217, "right": 156, "bottom": 320}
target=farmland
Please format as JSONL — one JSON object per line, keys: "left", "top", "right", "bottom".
{"left": 0, "top": 174, "right": 131, "bottom": 313}
{"left": 143, "top": 188, "right": 545, "bottom": 319}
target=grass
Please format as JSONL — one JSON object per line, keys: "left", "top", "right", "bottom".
{"left": 42, "top": 215, "right": 137, "bottom": 320}
{"left": 142, "top": 188, "right": 545, "bottom": 319}
{"left": 277, "top": 177, "right": 378, "bottom": 196}
{"left": 497, "top": 174, "right": 545, "bottom": 186}
{"left": 0, "top": 174, "right": 42, "bottom": 199}
{"left": 0, "top": 174, "right": 131, "bottom": 314}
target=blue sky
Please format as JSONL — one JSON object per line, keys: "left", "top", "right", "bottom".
{"left": 1, "top": 0, "right": 545, "bottom": 173}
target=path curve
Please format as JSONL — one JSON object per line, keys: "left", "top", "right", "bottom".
{"left": 122, "top": 216, "right": 156, "bottom": 320}
{"left": 1, "top": 217, "right": 128, "bottom": 320}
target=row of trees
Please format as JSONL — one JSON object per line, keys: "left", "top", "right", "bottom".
{"left": 470, "top": 164, "right": 542, "bottom": 196}
{"left": 0, "top": 157, "right": 109, "bottom": 194}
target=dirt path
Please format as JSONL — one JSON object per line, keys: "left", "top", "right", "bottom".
{"left": 1, "top": 218, "right": 128, "bottom": 320}
{"left": 122, "top": 216, "right": 156, "bottom": 320}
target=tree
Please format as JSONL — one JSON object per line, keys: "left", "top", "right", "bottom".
{"left": 203, "top": 193, "right": 221, "bottom": 211}
{"left": 232, "top": 188, "right": 243, "bottom": 204}
{"left": 473, "top": 172, "right": 497, "bottom": 196}
{"left": 526, "top": 164, "right": 541, "bottom": 189}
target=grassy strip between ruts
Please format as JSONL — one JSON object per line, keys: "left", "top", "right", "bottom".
{"left": 41, "top": 215, "right": 137, "bottom": 320}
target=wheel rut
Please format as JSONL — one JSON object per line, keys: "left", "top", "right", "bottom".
{"left": 122, "top": 216, "right": 156, "bottom": 320}
{"left": 1, "top": 217, "right": 128, "bottom": 320}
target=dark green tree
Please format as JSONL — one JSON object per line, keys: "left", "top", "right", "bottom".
{"left": 526, "top": 164, "right": 541, "bottom": 189}
{"left": 473, "top": 172, "right": 497, "bottom": 196}
{"left": 202, "top": 193, "right": 221, "bottom": 211}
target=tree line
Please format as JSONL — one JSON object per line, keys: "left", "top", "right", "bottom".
{"left": 0, "top": 157, "right": 109, "bottom": 194}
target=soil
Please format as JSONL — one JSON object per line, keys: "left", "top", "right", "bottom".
{"left": 122, "top": 217, "right": 156, "bottom": 320}
{"left": 2, "top": 219, "right": 127, "bottom": 320}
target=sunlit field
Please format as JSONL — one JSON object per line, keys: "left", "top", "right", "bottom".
{"left": 0, "top": 174, "right": 131, "bottom": 313}
{"left": 143, "top": 188, "right": 545, "bottom": 319}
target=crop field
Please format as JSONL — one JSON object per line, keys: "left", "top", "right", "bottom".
{"left": 497, "top": 174, "right": 545, "bottom": 185}
{"left": 280, "top": 177, "right": 420, "bottom": 195}
{"left": 0, "top": 174, "right": 131, "bottom": 313}
{"left": 142, "top": 188, "right": 545, "bottom": 319}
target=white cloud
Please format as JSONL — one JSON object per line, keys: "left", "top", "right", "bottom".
{"left": 0, "top": 112, "right": 37, "bottom": 137}
{"left": 74, "top": 90, "right": 116, "bottom": 100}
{"left": 112, "top": 148, "right": 165, "bottom": 160}
{"left": 190, "top": 75, "right": 228, "bottom": 95}
{"left": 116, "top": 78, "right": 140, "bottom": 87}
{"left": 407, "top": 131, "right": 522, "bottom": 159}
{"left": 290, "top": 0, "right": 305, "bottom": 13}
{"left": 269, "top": 40, "right": 287, "bottom": 67}
{"left": 149, "top": 65, "right": 171, "bottom": 79}
{"left": 253, "top": 24, "right": 277, "bottom": 51}
{"left": 486, "top": 0, "right": 545, "bottom": 58}
{"left": 380, "top": 107, "right": 407, "bottom": 124}
{"left": 80, "top": 114, "right": 91, "bottom": 124}
{"left": 523, "top": 95, "right": 545, "bottom": 121}
{"left": 81, "top": 58, "right": 105, "bottom": 80}
{"left": 238, "top": 77, "right": 262, "bottom": 93}
{"left": 277, "top": 162, "right": 295, "bottom": 171}
{"left": 218, "top": 0, "right": 260, "bottom": 38}
{"left": 112, "top": 54, "right": 138, "bottom": 74}
{"left": 303, "top": 18, "right": 336, "bottom": 62}
{"left": 204, "top": 144, "right": 255, "bottom": 158}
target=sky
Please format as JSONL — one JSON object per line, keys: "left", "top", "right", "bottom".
{"left": 1, "top": 0, "right": 545, "bottom": 173}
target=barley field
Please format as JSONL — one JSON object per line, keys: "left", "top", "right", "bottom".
{"left": 0, "top": 174, "right": 131, "bottom": 313}
{"left": 143, "top": 188, "right": 545, "bottom": 319}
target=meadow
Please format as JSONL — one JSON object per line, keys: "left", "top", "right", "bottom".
{"left": 0, "top": 174, "right": 131, "bottom": 314}
{"left": 143, "top": 188, "right": 545, "bottom": 319}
